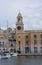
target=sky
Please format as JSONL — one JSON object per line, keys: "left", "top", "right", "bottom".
{"left": 0, "top": 0, "right": 42, "bottom": 30}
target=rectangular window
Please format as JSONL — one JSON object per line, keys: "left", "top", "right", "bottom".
{"left": 18, "top": 41, "right": 20, "bottom": 45}
{"left": 34, "top": 47, "right": 37, "bottom": 53}
{"left": 18, "top": 36, "right": 20, "bottom": 38}
{"left": 26, "top": 41, "right": 28, "bottom": 45}
{"left": 40, "top": 40, "right": 42, "bottom": 44}
{"left": 40, "top": 47, "right": 42, "bottom": 53}
{"left": 1, "top": 42, "right": 4, "bottom": 46}
{"left": 25, "top": 47, "right": 30, "bottom": 53}
{"left": 18, "top": 41, "right": 20, "bottom": 50}
{"left": 40, "top": 34, "right": 42, "bottom": 38}
{"left": 34, "top": 40, "right": 37, "bottom": 45}
{"left": 2, "top": 42, "right": 4, "bottom": 46}
{"left": 0, "top": 42, "right": 1, "bottom": 46}
{"left": 0, "top": 42, "right": 4, "bottom": 46}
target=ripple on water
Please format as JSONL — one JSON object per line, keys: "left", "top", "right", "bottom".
{"left": 0, "top": 56, "right": 42, "bottom": 65}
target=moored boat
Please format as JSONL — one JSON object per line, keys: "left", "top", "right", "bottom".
{"left": 0, "top": 51, "right": 10, "bottom": 59}
{"left": 10, "top": 52, "right": 17, "bottom": 56}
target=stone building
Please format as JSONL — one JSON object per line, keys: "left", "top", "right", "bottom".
{"left": 0, "top": 12, "right": 42, "bottom": 55}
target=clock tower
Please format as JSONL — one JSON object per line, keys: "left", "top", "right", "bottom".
{"left": 16, "top": 11, "right": 24, "bottom": 33}
{"left": 16, "top": 11, "right": 24, "bottom": 54}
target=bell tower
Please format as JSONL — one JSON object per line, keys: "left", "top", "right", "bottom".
{"left": 16, "top": 11, "right": 24, "bottom": 54}
{"left": 16, "top": 11, "right": 24, "bottom": 33}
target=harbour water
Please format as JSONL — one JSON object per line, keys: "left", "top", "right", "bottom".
{"left": 0, "top": 56, "right": 42, "bottom": 65}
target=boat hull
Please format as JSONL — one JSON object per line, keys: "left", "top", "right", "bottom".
{"left": 10, "top": 53, "right": 17, "bottom": 56}
{"left": 0, "top": 54, "right": 10, "bottom": 59}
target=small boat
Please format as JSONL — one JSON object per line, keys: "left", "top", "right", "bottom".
{"left": 10, "top": 52, "right": 17, "bottom": 56}
{"left": 0, "top": 51, "right": 10, "bottom": 59}
{"left": 0, "top": 52, "right": 1, "bottom": 59}
{"left": 0, "top": 55, "right": 1, "bottom": 59}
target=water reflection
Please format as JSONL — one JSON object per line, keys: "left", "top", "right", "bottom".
{"left": 0, "top": 56, "right": 42, "bottom": 65}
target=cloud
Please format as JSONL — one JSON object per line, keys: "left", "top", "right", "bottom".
{"left": 0, "top": 0, "right": 42, "bottom": 30}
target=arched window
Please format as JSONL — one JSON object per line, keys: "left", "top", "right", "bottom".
{"left": 11, "top": 44, "right": 13, "bottom": 47}
{"left": 18, "top": 18, "right": 20, "bottom": 22}
{"left": 26, "top": 35, "right": 28, "bottom": 39}
{"left": 34, "top": 35, "right": 37, "bottom": 38}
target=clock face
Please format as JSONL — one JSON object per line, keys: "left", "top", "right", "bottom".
{"left": 17, "top": 26, "right": 21, "bottom": 30}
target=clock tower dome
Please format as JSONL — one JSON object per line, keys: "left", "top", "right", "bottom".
{"left": 16, "top": 11, "right": 24, "bottom": 33}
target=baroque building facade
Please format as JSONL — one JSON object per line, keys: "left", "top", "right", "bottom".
{"left": 0, "top": 12, "right": 42, "bottom": 55}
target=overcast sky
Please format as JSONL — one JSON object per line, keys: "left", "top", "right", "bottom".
{"left": 0, "top": 0, "right": 42, "bottom": 30}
